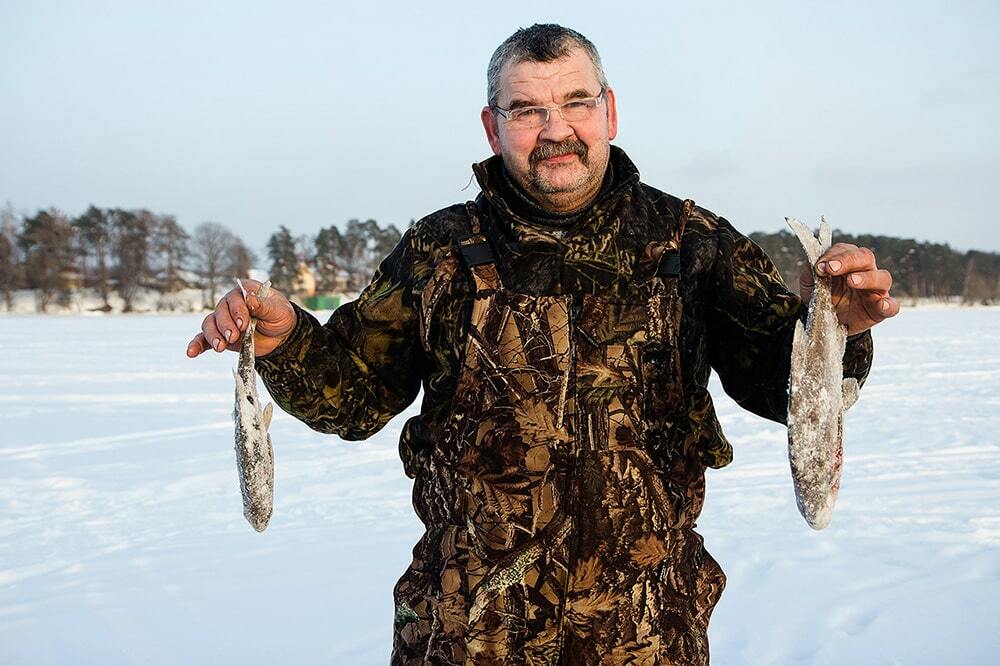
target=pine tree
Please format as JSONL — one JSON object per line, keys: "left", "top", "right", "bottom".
{"left": 313, "top": 225, "right": 347, "bottom": 293}
{"left": 267, "top": 225, "right": 299, "bottom": 294}
{"left": 72, "top": 205, "right": 112, "bottom": 309}
{"left": 109, "top": 209, "right": 152, "bottom": 312}
{"left": 18, "top": 208, "right": 75, "bottom": 311}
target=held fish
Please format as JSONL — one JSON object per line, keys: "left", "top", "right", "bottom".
{"left": 785, "top": 217, "right": 859, "bottom": 530}
{"left": 232, "top": 279, "right": 275, "bottom": 532}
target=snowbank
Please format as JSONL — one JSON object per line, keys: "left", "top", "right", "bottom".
{"left": 0, "top": 288, "right": 357, "bottom": 315}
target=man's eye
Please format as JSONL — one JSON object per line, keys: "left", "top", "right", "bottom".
{"left": 563, "top": 101, "right": 589, "bottom": 111}
{"left": 513, "top": 108, "right": 544, "bottom": 122}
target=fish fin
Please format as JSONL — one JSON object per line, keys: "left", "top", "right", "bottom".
{"left": 785, "top": 217, "right": 825, "bottom": 266}
{"left": 235, "top": 278, "right": 247, "bottom": 300}
{"left": 788, "top": 319, "right": 808, "bottom": 422}
{"left": 842, "top": 377, "right": 860, "bottom": 411}
{"left": 232, "top": 368, "right": 241, "bottom": 384}
{"left": 791, "top": 318, "right": 808, "bottom": 366}
{"left": 819, "top": 216, "right": 833, "bottom": 252}
{"left": 263, "top": 402, "right": 274, "bottom": 430}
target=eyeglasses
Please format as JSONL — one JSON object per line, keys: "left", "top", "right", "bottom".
{"left": 493, "top": 89, "right": 606, "bottom": 129}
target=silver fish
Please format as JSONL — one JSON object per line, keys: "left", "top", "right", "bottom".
{"left": 232, "top": 278, "right": 275, "bottom": 532}
{"left": 785, "top": 217, "right": 859, "bottom": 530}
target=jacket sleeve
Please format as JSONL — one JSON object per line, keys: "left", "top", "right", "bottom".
{"left": 705, "top": 217, "right": 873, "bottom": 425}
{"left": 254, "top": 230, "right": 424, "bottom": 440}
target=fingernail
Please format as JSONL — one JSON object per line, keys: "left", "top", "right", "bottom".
{"left": 881, "top": 299, "right": 891, "bottom": 314}
{"left": 850, "top": 274, "right": 861, "bottom": 286}
{"left": 214, "top": 338, "right": 223, "bottom": 351}
{"left": 829, "top": 260, "right": 842, "bottom": 272}
{"left": 236, "top": 318, "right": 244, "bottom": 330}
{"left": 816, "top": 262, "right": 827, "bottom": 275}
{"left": 225, "top": 329, "right": 233, "bottom": 342}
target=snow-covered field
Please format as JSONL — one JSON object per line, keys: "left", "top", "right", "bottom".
{"left": 1, "top": 307, "right": 998, "bottom": 665}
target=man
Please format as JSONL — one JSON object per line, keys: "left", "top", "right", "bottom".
{"left": 187, "top": 24, "right": 897, "bottom": 665}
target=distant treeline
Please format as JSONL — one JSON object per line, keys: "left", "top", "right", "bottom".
{"left": 0, "top": 203, "right": 403, "bottom": 312}
{"left": 1, "top": 202, "right": 997, "bottom": 312}
{"left": 265, "top": 219, "right": 403, "bottom": 296}
{"left": 749, "top": 229, "right": 1000, "bottom": 304}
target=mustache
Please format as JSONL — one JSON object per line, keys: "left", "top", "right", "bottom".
{"left": 529, "top": 139, "right": 588, "bottom": 165}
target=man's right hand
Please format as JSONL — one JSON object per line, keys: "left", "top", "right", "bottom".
{"left": 185, "top": 279, "right": 298, "bottom": 358}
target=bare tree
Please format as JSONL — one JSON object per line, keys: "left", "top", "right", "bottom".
{"left": 150, "top": 214, "right": 190, "bottom": 292}
{"left": 228, "top": 237, "right": 257, "bottom": 281}
{"left": 963, "top": 253, "right": 1000, "bottom": 305}
{"left": 0, "top": 234, "right": 13, "bottom": 310}
{"left": 191, "top": 221, "right": 252, "bottom": 306}
{"left": 0, "top": 202, "right": 20, "bottom": 309}
{"left": 191, "top": 222, "right": 232, "bottom": 306}
{"left": 370, "top": 223, "right": 402, "bottom": 274}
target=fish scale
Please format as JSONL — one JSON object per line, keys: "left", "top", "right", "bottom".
{"left": 232, "top": 279, "right": 275, "bottom": 532}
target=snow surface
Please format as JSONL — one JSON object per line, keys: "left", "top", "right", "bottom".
{"left": 1, "top": 308, "right": 998, "bottom": 665}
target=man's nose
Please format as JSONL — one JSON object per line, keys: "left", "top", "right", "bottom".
{"left": 538, "top": 109, "right": 574, "bottom": 142}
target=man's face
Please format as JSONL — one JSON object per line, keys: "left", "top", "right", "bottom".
{"left": 481, "top": 47, "right": 618, "bottom": 213}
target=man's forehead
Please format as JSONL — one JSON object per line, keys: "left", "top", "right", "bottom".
{"left": 498, "top": 50, "right": 600, "bottom": 103}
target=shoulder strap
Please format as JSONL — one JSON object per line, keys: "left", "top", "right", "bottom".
{"left": 459, "top": 201, "right": 503, "bottom": 291}
{"left": 655, "top": 199, "right": 691, "bottom": 278}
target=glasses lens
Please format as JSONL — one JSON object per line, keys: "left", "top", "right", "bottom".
{"left": 503, "top": 94, "right": 601, "bottom": 128}
{"left": 560, "top": 99, "right": 597, "bottom": 121}
{"left": 512, "top": 108, "right": 546, "bottom": 128}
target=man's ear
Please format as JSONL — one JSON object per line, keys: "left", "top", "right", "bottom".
{"left": 605, "top": 87, "right": 618, "bottom": 141}
{"left": 481, "top": 106, "right": 502, "bottom": 156}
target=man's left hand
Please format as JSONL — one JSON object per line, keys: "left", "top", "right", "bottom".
{"left": 799, "top": 244, "right": 900, "bottom": 336}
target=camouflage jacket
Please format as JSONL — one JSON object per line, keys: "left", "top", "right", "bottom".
{"left": 257, "top": 146, "right": 872, "bottom": 466}
{"left": 257, "top": 146, "right": 872, "bottom": 664}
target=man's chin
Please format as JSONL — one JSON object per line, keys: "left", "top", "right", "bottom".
{"left": 530, "top": 164, "right": 588, "bottom": 193}
{"left": 531, "top": 179, "right": 576, "bottom": 195}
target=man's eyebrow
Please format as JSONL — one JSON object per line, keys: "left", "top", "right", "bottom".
{"left": 505, "top": 97, "right": 537, "bottom": 110}
{"left": 503, "top": 88, "right": 598, "bottom": 110}
{"left": 560, "top": 88, "right": 596, "bottom": 102}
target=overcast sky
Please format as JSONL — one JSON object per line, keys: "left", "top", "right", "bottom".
{"left": 2, "top": 0, "right": 998, "bottom": 257}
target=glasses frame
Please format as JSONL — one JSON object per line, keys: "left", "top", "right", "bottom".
{"left": 492, "top": 88, "right": 607, "bottom": 129}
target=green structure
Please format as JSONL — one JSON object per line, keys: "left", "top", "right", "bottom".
{"left": 303, "top": 295, "right": 340, "bottom": 311}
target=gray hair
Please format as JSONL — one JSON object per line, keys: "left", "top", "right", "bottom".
{"left": 486, "top": 24, "right": 609, "bottom": 107}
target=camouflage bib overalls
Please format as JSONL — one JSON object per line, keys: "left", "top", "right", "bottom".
{"left": 393, "top": 201, "right": 726, "bottom": 665}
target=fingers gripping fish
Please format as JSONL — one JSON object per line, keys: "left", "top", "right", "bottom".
{"left": 233, "top": 279, "right": 275, "bottom": 532}
{"left": 785, "top": 217, "right": 859, "bottom": 530}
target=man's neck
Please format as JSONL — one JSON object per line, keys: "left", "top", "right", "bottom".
{"left": 499, "top": 164, "right": 614, "bottom": 224}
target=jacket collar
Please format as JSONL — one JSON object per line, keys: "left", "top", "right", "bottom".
{"left": 471, "top": 145, "right": 640, "bottom": 233}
